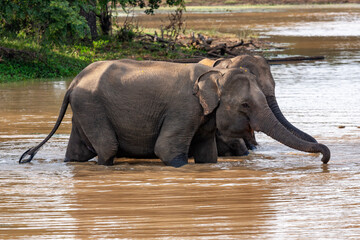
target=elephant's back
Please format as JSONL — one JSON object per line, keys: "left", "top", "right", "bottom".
{"left": 69, "top": 59, "right": 211, "bottom": 91}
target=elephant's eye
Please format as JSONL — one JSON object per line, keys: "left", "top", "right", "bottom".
{"left": 241, "top": 103, "right": 250, "bottom": 109}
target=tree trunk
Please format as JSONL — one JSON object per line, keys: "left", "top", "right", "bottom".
{"left": 100, "top": 4, "right": 111, "bottom": 36}
{"left": 80, "top": 3, "right": 98, "bottom": 40}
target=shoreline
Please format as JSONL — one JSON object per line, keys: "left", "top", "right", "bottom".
{"left": 116, "top": 3, "right": 360, "bottom": 16}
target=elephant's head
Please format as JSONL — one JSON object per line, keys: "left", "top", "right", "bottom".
{"left": 200, "top": 55, "right": 318, "bottom": 143}
{"left": 193, "top": 68, "right": 330, "bottom": 163}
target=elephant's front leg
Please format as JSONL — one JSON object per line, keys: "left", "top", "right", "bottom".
{"left": 154, "top": 119, "right": 196, "bottom": 168}
{"left": 190, "top": 132, "right": 218, "bottom": 164}
{"left": 189, "top": 117, "right": 218, "bottom": 164}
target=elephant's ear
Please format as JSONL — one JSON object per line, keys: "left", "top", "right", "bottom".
{"left": 213, "top": 58, "right": 232, "bottom": 68}
{"left": 193, "top": 70, "right": 222, "bottom": 115}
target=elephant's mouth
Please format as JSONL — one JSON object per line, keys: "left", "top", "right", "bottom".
{"left": 219, "top": 127, "right": 257, "bottom": 148}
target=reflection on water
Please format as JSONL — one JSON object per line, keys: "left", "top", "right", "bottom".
{"left": 1, "top": 6, "right": 360, "bottom": 239}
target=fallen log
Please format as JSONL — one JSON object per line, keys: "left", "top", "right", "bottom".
{"left": 137, "top": 33, "right": 171, "bottom": 44}
{"left": 267, "top": 56, "right": 325, "bottom": 63}
{"left": 0, "top": 46, "right": 38, "bottom": 61}
{"left": 167, "top": 55, "right": 326, "bottom": 64}
{"left": 228, "top": 40, "right": 244, "bottom": 50}
{"left": 207, "top": 52, "right": 223, "bottom": 58}
{"left": 207, "top": 43, "right": 227, "bottom": 56}
{"left": 168, "top": 57, "right": 205, "bottom": 63}
{"left": 225, "top": 49, "right": 237, "bottom": 56}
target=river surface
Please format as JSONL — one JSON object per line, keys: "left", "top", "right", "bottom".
{"left": 1, "top": 5, "right": 360, "bottom": 239}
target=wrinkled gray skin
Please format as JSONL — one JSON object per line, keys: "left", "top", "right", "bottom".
{"left": 199, "top": 55, "right": 318, "bottom": 156}
{"left": 19, "top": 59, "right": 330, "bottom": 167}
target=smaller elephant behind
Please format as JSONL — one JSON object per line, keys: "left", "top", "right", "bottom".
{"left": 199, "top": 56, "right": 258, "bottom": 156}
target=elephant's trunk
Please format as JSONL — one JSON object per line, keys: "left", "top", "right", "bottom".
{"left": 253, "top": 107, "right": 330, "bottom": 163}
{"left": 266, "top": 96, "right": 318, "bottom": 143}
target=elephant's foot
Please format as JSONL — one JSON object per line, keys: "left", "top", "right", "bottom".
{"left": 246, "top": 143, "right": 257, "bottom": 151}
{"left": 64, "top": 157, "right": 89, "bottom": 163}
{"left": 168, "top": 153, "right": 188, "bottom": 168}
{"left": 194, "top": 157, "right": 217, "bottom": 164}
{"left": 97, "top": 156, "right": 115, "bottom": 166}
{"left": 238, "top": 150, "right": 250, "bottom": 156}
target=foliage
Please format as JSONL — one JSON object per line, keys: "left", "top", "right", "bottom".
{"left": 0, "top": 34, "right": 206, "bottom": 83}
{"left": 0, "top": 37, "right": 89, "bottom": 82}
{"left": 97, "top": 0, "right": 185, "bottom": 36}
{"left": 117, "top": 26, "right": 137, "bottom": 42}
{"left": 0, "top": 0, "right": 190, "bottom": 82}
{"left": 0, "top": 0, "right": 90, "bottom": 44}
{"left": 115, "top": 0, "right": 185, "bottom": 14}
{"left": 92, "top": 39, "right": 110, "bottom": 50}
{"left": 160, "top": 8, "right": 186, "bottom": 43}
{"left": 115, "top": 7, "right": 139, "bottom": 42}
{"left": 43, "top": 1, "right": 89, "bottom": 43}
{"left": 0, "top": 0, "right": 185, "bottom": 42}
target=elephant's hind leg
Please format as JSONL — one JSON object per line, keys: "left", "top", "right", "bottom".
{"left": 75, "top": 114, "right": 118, "bottom": 166}
{"left": 65, "top": 123, "right": 96, "bottom": 162}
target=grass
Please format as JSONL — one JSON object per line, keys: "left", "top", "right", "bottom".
{"left": 0, "top": 33, "right": 206, "bottom": 83}
{"left": 224, "top": 0, "right": 239, "bottom": 4}
{"left": 0, "top": 38, "right": 89, "bottom": 82}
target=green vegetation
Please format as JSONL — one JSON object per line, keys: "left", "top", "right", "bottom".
{"left": 0, "top": 0, "right": 203, "bottom": 83}
{"left": 224, "top": 0, "right": 238, "bottom": 4}
{"left": 0, "top": 0, "right": 185, "bottom": 43}
{"left": 0, "top": 33, "right": 206, "bottom": 83}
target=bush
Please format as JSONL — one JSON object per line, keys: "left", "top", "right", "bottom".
{"left": 0, "top": 0, "right": 90, "bottom": 44}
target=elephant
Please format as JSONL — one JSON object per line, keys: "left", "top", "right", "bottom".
{"left": 216, "top": 130, "right": 250, "bottom": 156}
{"left": 215, "top": 112, "right": 257, "bottom": 157}
{"left": 199, "top": 54, "right": 318, "bottom": 156}
{"left": 19, "top": 59, "right": 330, "bottom": 167}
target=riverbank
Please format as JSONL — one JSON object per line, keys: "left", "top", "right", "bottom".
{"left": 0, "top": 35, "right": 206, "bottom": 83}
{"left": 0, "top": 28, "right": 265, "bottom": 83}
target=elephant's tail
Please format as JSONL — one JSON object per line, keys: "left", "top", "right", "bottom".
{"left": 19, "top": 89, "right": 72, "bottom": 164}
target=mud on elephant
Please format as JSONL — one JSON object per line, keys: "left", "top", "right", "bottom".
{"left": 20, "top": 59, "right": 330, "bottom": 167}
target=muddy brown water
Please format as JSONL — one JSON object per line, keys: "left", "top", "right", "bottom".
{"left": 1, "top": 6, "right": 360, "bottom": 239}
